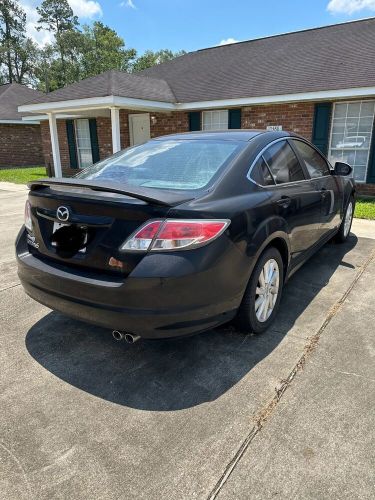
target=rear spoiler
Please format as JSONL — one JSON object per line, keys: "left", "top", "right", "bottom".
{"left": 28, "top": 178, "right": 196, "bottom": 207}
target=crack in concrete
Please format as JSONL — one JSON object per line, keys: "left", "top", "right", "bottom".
{"left": 317, "top": 366, "right": 375, "bottom": 384}
{"left": 207, "top": 248, "right": 375, "bottom": 500}
{"left": 0, "top": 441, "right": 34, "bottom": 499}
{"left": 0, "top": 283, "right": 20, "bottom": 293}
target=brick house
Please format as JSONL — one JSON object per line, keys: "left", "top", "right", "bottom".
{"left": 0, "top": 83, "right": 44, "bottom": 168}
{"left": 19, "top": 18, "right": 375, "bottom": 195}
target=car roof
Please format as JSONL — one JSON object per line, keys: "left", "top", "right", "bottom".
{"left": 152, "top": 129, "right": 296, "bottom": 142}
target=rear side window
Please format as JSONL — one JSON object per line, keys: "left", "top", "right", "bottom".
{"left": 263, "top": 140, "right": 305, "bottom": 184}
{"left": 291, "top": 140, "right": 331, "bottom": 178}
{"left": 251, "top": 156, "right": 275, "bottom": 186}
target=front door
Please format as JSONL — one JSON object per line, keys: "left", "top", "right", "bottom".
{"left": 290, "top": 139, "right": 341, "bottom": 239}
{"left": 262, "top": 139, "right": 323, "bottom": 260}
{"left": 129, "top": 113, "right": 151, "bottom": 146}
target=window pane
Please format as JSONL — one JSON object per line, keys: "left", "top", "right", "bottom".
{"left": 202, "top": 110, "right": 228, "bottom": 131}
{"left": 75, "top": 119, "right": 93, "bottom": 169}
{"left": 263, "top": 141, "right": 305, "bottom": 184}
{"left": 291, "top": 140, "right": 330, "bottom": 178}
{"left": 251, "top": 156, "right": 275, "bottom": 186}
{"left": 328, "top": 100, "right": 375, "bottom": 182}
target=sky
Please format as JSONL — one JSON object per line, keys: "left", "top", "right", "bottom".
{"left": 19, "top": 0, "right": 375, "bottom": 54}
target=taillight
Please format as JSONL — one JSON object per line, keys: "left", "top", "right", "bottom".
{"left": 121, "top": 219, "right": 230, "bottom": 252}
{"left": 24, "top": 200, "right": 32, "bottom": 231}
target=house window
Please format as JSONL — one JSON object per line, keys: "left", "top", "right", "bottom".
{"left": 202, "top": 110, "right": 229, "bottom": 131}
{"left": 75, "top": 119, "right": 93, "bottom": 168}
{"left": 328, "top": 101, "right": 375, "bottom": 182}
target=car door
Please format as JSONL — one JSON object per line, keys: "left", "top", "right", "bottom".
{"left": 258, "top": 139, "right": 323, "bottom": 260}
{"left": 290, "top": 139, "right": 341, "bottom": 239}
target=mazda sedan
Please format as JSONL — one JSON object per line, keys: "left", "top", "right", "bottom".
{"left": 16, "top": 130, "right": 355, "bottom": 341}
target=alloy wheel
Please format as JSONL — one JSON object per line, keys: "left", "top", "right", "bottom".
{"left": 255, "top": 258, "right": 280, "bottom": 322}
{"left": 344, "top": 201, "right": 353, "bottom": 237}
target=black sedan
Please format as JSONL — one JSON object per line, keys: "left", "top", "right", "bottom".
{"left": 16, "top": 130, "right": 355, "bottom": 342}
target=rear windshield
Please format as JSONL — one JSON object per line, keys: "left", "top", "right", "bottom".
{"left": 75, "top": 139, "right": 242, "bottom": 190}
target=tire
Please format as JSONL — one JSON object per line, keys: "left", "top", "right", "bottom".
{"left": 236, "top": 247, "right": 284, "bottom": 334}
{"left": 335, "top": 196, "right": 354, "bottom": 243}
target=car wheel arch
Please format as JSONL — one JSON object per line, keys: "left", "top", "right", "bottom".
{"left": 245, "top": 230, "right": 291, "bottom": 284}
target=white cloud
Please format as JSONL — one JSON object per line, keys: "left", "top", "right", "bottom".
{"left": 327, "top": 0, "right": 375, "bottom": 14}
{"left": 120, "top": 0, "right": 136, "bottom": 8}
{"left": 219, "top": 37, "right": 239, "bottom": 46}
{"left": 19, "top": 1, "right": 103, "bottom": 46}
{"left": 69, "top": 1, "right": 102, "bottom": 17}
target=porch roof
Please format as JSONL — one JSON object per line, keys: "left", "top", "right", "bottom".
{"left": 22, "top": 70, "right": 176, "bottom": 106}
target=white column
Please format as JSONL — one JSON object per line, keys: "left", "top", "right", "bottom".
{"left": 47, "top": 112, "right": 62, "bottom": 177}
{"left": 110, "top": 107, "right": 121, "bottom": 153}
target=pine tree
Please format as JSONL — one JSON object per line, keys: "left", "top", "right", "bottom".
{"left": 0, "top": 0, "right": 26, "bottom": 83}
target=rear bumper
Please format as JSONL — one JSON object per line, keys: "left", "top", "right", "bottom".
{"left": 16, "top": 229, "right": 244, "bottom": 338}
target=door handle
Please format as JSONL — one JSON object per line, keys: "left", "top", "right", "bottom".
{"left": 276, "top": 196, "right": 291, "bottom": 208}
{"left": 320, "top": 188, "right": 328, "bottom": 198}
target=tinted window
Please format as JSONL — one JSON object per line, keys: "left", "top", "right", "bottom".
{"left": 76, "top": 139, "right": 242, "bottom": 191}
{"left": 251, "top": 156, "right": 275, "bottom": 186}
{"left": 263, "top": 141, "right": 305, "bottom": 184}
{"left": 291, "top": 140, "right": 331, "bottom": 178}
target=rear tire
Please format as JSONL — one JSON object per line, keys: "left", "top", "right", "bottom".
{"left": 236, "top": 247, "right": 284, "bottom": 334}
{"left": 335, "top": 196, "right": 354, "bottom": 243}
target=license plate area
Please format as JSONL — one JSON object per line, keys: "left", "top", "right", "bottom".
{"left": 51, "top": 222, "right": 88, "bottom": 254}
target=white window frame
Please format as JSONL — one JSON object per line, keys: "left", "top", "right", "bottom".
{"left": 202, "top": 110, "right": 229, "bottom": 131}
{"left": 74, "top": 118, "right": 93, "bottom": 169}
{"left": 328, "top": 100, "right": 375, "bottom": 183}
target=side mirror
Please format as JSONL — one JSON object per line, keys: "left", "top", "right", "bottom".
{"left": 333, "top": 161, "right": 352, "bottom": 176}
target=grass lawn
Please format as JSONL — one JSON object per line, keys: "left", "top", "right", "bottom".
{"left": 355, "top": 197, "right": 375, "bottom": 220}
{"left": 0, "top": 166, "right": 47, "bottom": 184}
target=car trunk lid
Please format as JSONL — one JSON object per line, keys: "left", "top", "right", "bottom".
{"left": 27, "top": 179, "right": 196, "bottom": 276}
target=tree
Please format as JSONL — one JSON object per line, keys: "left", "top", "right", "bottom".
{"left": 33, "top": 43, "right": 57, "bottom": 92}
{"left": 11, "top": 37, "right": 38, "bottom": 85}
{"left": 37, "top": 0, "right": 78, "bottom": 87}
{"left": 0, "top": 0, "right": 26, "bottom": 83}
{"left": 132, "top": 49, "right": 186, "bottom": 73}
{"left": 80, "top": 22, "right": 136, "bottom": 77}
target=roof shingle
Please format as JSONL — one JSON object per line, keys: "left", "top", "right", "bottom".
{"left": 0, "top": 83, "right": 44, "bottom": 120}
{"left": 24, "top": 70, "right": 176, "bottom": 105}
{"left": 140, "top": 17, "right": 375, "bottom": 102}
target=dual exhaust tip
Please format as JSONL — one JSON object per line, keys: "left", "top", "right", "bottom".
{"left": 112, "top": 330, "right": 141, "bottom": 344}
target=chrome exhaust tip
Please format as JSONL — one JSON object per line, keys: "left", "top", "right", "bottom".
{"left": 124, "top": 333, "right": 141, "bottom": 344}
{"left": 112, "top": 330, "right": 124, "bottom": 341}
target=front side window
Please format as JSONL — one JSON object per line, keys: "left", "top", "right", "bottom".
{"left": 75, "top": 119, "right": 93, "bottom": 169}
{"left": 291, "top": 140, "right": 330, "bottom": 178}
{"left": 202, "top": 110, "right": 229, "bottom": 131}
{"left": 328, "top": 101, "right": 375, "bottom": 182}
{"left": 263, "top": 140, "right": 305, "bottom": 184}
{"left": 76, "top": 139, "right": 242, "bottom": 191}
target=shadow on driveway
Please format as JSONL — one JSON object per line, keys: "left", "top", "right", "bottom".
{"left": 25, "top": 236, "right": 358, "bottom": 411}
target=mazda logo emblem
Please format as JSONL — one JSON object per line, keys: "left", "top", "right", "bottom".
{"left": 56, "top": 206, "right": 70, "bottom": 222}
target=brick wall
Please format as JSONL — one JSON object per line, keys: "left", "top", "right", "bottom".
{"left": 356, "top": 183, "right": 375, "bottom": 196}
{"left": 0, "top": 124, "right": 44, "bottom": 167}
{"left": 149, "top": 110, "right": 190, "bottom": 138}
{"left": 241, "top": 102, "right": 315, "bottom": 139}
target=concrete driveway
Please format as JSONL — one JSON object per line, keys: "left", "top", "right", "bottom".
{"left": 1, "top": 183, "right": 374, "bottom": 500}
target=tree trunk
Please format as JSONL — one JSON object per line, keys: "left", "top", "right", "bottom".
{"left": 5, "top": 16, "right": 13, "bottom": 83}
